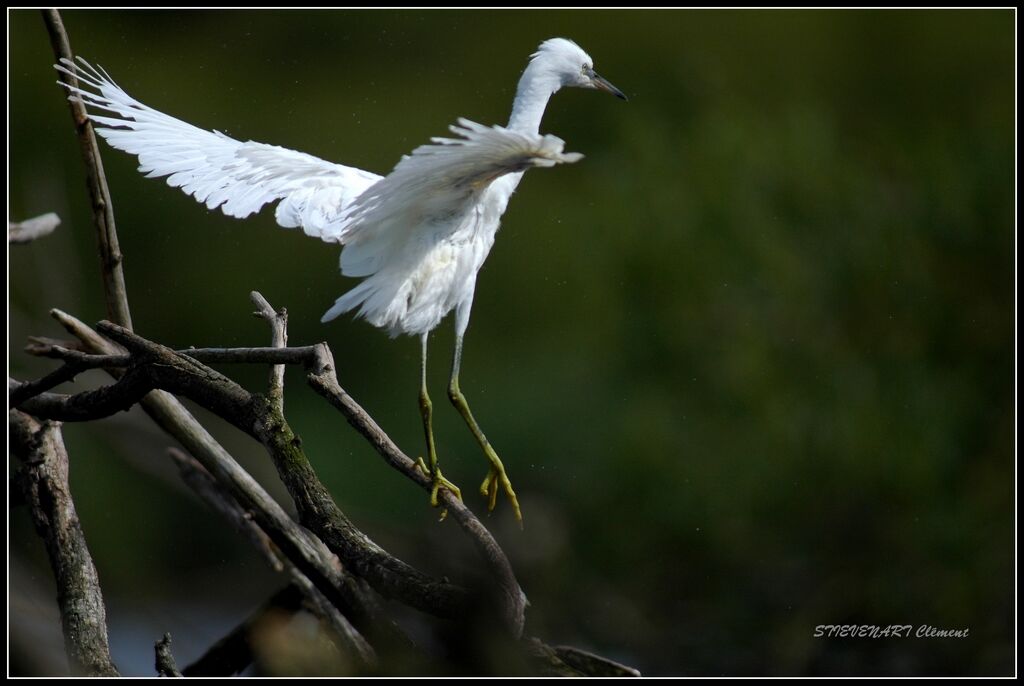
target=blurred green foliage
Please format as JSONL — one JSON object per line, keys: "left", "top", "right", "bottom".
{"left": 9, "top": 9, "right": 1013, "bottom": 676}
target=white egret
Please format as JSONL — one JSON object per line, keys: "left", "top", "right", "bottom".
{"left": 55, "top": 37, "right": 625, "bottom": 524}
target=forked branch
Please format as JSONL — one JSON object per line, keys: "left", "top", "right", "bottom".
{"left": 12, "top": 316, "right": 509, "bottom": 630}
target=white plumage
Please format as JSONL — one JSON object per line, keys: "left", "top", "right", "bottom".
{"left": 55, "top": 37, "right": 625, "bottom": 521}
{"left": 323, "top": 119, "right": 583, "bottom": 334}
{"left": 58, "top": 59, "right": 381, "bottom": 240}
{"left": 56, "top": 47, "right": 590, "bottom": 334}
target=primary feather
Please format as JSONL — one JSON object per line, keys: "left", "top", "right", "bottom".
{"left": 56, "top": 57, "right": 381, "bottom": 242}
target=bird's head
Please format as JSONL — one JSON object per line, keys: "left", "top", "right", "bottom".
{"left": 530, "top": 37, "right": 627, "bottom": 100}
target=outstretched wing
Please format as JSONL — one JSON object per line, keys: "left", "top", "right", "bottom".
{"left": 336, "top": 117, "right": 583, "bottom": 277}
{"left": 55, "top": 57, "right": 382, "bottom": 243}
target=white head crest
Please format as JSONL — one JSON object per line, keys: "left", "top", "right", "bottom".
{"left": 528, "top": 37, "right": 625, "bottom": 98}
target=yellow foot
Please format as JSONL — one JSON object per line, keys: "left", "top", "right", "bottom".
{"left": 415, "top": 457, "right": 463, "bottom": 521}
{"left": 480, "top": 464, "right": 523, "bottom": 527}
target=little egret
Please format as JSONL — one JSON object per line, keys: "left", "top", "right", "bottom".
{"left": 56, "top": 37, "right": 625, "bottom": 524}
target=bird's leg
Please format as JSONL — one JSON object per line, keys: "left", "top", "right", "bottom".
{"left": 448, "top": 335, "right": 523, "bottom": 525}
{"left": 416, "top": 334, "right": 461, "bottom": 519}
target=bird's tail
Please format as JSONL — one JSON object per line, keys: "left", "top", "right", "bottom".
{"left": 320, "top": 281, "right": 374, "bottom": 323}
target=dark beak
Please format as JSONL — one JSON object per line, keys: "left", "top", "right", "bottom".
{"left": 591, "top": 70, "right": 627, "bottom": 101}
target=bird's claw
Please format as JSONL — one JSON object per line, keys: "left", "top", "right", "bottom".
{"left": 416, "top": 457, "right": 462, "bottom": 522}
{"left": 480, "top": 463, "right": 522, "bottom": 527}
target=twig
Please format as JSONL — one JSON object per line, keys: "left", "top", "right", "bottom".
{"left": 10, "top": 410, "right": 119, "bottom": 676}
{"left": 8, "top": 347, "right": 130, "bottom": 407}
{"left": 180, "top": 346, "right": 320, "bottom": 365}
{"left": 50, "top": 308, "right": 127, "bottom": 355}
{"left": 25, "top": 335, "right": 87, "bottom": 356}
{"left": 28, "top": 345, "right": 130, "bottom": 367}
{"left": 9, "top": 212, "right": 60, "bottom": 244}
{"left": 251, "top": 291, "right": 288, "bottom": 414}
{"left": 28, "top": 343, "right": 318, "bottom": 367}
{"left": 154, "top": 633, "right": 182, "bottom": 677}
{"left": 9, "top": 366, "right": 85, "bottom": 408}
{"left": 42, "top": 9, "right": 132, "bottom": 329}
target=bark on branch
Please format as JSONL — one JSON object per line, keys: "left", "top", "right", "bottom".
{"left": 43, "top": 9, "right": 132, "bottom": 329}
{"left": 9, "top": 410, "right": 119, "bottom": 677}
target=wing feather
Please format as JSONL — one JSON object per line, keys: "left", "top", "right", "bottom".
{"left": 55, "top": 57, "right": 381, "bottom": 243}
{"left": 347, "top": 117, "right": 582, "bottom": 228}
{"left": 337, "top": 118, "right": 583, "bottom": 277}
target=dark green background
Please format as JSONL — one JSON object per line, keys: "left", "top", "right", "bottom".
{"left": 8, "top": 9, "right": 1014, "bottom": 676}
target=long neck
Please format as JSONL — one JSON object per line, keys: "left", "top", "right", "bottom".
{"left": 507, "top": 61, "right": 560, "bottom": 135}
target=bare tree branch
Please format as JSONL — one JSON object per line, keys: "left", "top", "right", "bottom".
{"left": 8, "top": 345, "right": 130, "bottom": 407}
{"left": 18, "top": 310, "right": 527, "bottom": 635}
{"left": 25, "top": 335, "right": 88, "bottom": 356}
{"left": 14, "top": 319, "right": 474, "bottom": 620}
{"left": 28, "top": 342, "right": 317, "bottom": 368}
{"left": 9, "top": 410, "right": 119, "bottom": 677}
{"left": 9, "top": 367, "right": 84, "bottom": 408}
{"left": 51, "top": 308, "right": 127, "bottom": 354}
{"left": 181, "top": 346, "right": 320, "bottom": 365}
{"left": 26, "top": 344, "right": 130, "bottom": 367}
{"left": 9, "top": 212, "right": 60, "bottom": 244}
{"left": 42, "top": 9, "right": 132, "bottom": 330}
{"left": 251, "top": 291, "right": 288, "bottom": 414}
